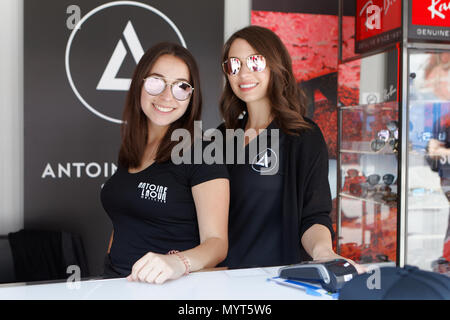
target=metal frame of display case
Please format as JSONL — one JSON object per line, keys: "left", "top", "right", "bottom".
{"left": 399, "top": 0, "right": 409, "bottom": 269}
{"left": 337, "top": 0, "right": 450, "bottom": 269}
{"left": 401, "top": 0, "right": 450, "bottom": 270}
{"left": 337, "top": 1, "right": 402, "bottom": 264}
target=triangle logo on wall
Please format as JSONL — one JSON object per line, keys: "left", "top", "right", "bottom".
{"left": 96, "top": 21, "right": 144, "bottom": 91}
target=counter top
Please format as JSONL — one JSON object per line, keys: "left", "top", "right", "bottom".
{"left": 0, "top": 266, "right": 335, "bottom": 300}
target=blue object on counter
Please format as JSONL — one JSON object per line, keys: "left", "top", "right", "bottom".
{"left": 268, "top": 276, "right": 338, "bottom": 298}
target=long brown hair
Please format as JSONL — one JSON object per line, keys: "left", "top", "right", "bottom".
{"left": 219, "top": 26, "right": 310, "bottom": 134}
{"left": 118, "top": 42, "right": 202, "bottom": 168}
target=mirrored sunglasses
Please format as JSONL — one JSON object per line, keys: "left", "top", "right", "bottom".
{"left": 143, "top": 76, "right": 194, "bottom": 101}
{"left": 222, "top": 54, "right": 266, "bottom": 76}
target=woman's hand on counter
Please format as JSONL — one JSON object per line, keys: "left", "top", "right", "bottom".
{"left": 126, "top": 252, "right": 186, "bottom": 284}
{"left": 301, "top": 224, "right": 367, "bottom": 275}
{"left": 313, "top": 249, "right": 367, "bottom": 274}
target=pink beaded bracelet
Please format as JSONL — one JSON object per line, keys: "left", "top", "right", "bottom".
{"left": 167, "top": 250, "right": 191, "bottom": 275}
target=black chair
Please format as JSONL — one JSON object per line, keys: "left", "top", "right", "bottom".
{"left": 6, "top": 229, "right": 89, "bottom": 283}
{"left": 0, "top": 235, "right": 16, "bottom": 283}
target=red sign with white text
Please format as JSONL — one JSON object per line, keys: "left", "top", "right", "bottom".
{"left": 355, "top": 0, "right": 402, "bottom": 53}
{"left": 356, "top": 0, "right": 402, "bottom": 41}
{"left": 412, "top": 0, "right": 450, "bottom": 27}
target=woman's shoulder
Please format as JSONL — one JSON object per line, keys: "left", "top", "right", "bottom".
{"left": 285, "top": 118, "right": 329, "bottom": 169}
{"left": 216, "top": 122, "right": 226, "bottom": 134}
{"left": 287, "top": 117, "right": 326, "bottom": 145}
{"left": 216, "top": 115, "right": 246, "bottom": 133}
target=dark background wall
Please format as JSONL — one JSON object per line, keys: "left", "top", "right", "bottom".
{"left": 24, "top": 0, "right": 224, "bottom": 277}
{"left": 252, "top": 0, "right": 355, "bottom": 15}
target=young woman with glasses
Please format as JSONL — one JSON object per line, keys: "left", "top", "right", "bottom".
{"left": 218, "top": 26, "right": 363, "bottom": 272}
{"left": 101, "top": 42, "right": 229, "bottom": 283}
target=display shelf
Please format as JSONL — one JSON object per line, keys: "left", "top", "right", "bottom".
{"left": 340, "top": 192, "right": 397, "bottom": 207}
{"left": 337, "top": 46, "right": 400, "bottom": 263}
{"left": 339, "top": 105, "right": 398, "bottom": 111}
{"left": 407, "top": 234, "right": 447, "bottom": 240}
{"left": 340, "top": 149, "right": 397, "bottom": 155}
{"left": 336, "top": 0, "right": 450, "bottom": 274}
{"left": 410, "top": 100, "right": 450, "bottom": 104}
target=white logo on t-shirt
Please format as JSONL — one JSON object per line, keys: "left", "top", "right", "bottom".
{"left": 251, "top": 148, "right": 278, "bottom": 174}
{"left": 137, "top": 182, "right": 168, "bottom": 203}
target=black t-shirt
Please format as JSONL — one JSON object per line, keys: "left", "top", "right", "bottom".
{"left": 219, "top": 120, "right": 286, "bottom": 268}
{"left": 101, "top": 159, "right": 229, "bottom": 275}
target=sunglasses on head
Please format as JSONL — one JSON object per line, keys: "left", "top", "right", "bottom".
{"left": 143, "top": 76, "right": 194, "bottom": 101}
{"left": 222, "top": 54, "right": 266, "bottom": 76}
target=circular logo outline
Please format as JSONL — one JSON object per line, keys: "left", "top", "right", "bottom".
{"left": 251, "top": 148, "right": 278, "bottom": 174}
{"left": 65, "top": 1, "right": 186, "bottom": 124}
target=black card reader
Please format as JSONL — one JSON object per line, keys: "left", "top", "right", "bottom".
{"left": 278, "top": 259, "right": 358, "bottom": 292}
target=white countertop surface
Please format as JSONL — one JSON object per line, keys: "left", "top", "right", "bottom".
{"left": 0, "top": 266, "right": 336, "bottom": 300}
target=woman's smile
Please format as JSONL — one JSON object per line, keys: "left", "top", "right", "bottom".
{"left": 239, "top": 82, "right": 259, "bottom": 91}
{"left": 152, "top": 103, "right": 175, "bottom": 114}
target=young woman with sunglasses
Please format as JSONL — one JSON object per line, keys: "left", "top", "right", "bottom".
{"left": 218, "top": 26, "right": 364, "bottom": 272}
{"left": 100, "top": 42, "right": 230, "bottom": 284}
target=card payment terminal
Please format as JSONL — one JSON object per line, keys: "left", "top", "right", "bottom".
{"left": 278, "top": 259, "right": 358, "bottom": 292}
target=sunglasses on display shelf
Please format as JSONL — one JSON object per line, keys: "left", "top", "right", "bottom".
{"left": 367, "top": 173, "right": 396, "bottom": 186}
{"left": 349, "top": 183, "right": 367, "bottom": 198}
{"left": 386, "top": 120, "right": 398, "bottom": 133}
{"left": 143, "top": 76, "right": 194, "bottom": 101}
{"left": 370, "top": 121, "right": 399, "bottom": 153}
{"left": 377, "top": 129, "right": 390, "bottom": 142}
{"left": 370, "top": 189, "right": 397, "bottom": 204}
{"left": 346, "top": 169, "right": 360, "bottom": 178}
{"left": 346, "top": 171, "right": 396, "bottom": 201}
{"left": 382, "top": 192, "right": 397, "bottom": 204}
{"left": 367, "top": 174, "right": 381, "bottom": 186}
{"left": 383, "top": 174, "right": 396, "bottom": 185}
{"left": 365, "top": 173, "right": 395, "bottom": 197}
{"left": 222, "top": 54, "right": 266, "bottom": 76}
{"left": 364, "top": 174, "right": 379, "bottom": 197}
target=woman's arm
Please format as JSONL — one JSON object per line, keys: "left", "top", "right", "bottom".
{"left": 301, "top": 224, "right": 366, "bottom": 274}
{"left": 107, "top": 230, "right": 113, "bottom": 254}
{"left": 183, "top": 177, "right": 230, "bottom": 269}
{"left": 298, "top": 127, "right": 365, "bottom": 274}
{"left": 428, "top": 139, "right": 450, "bottom": 156}
{"left": 127, "top": 178, "right": 229, "bottom": 284}
{"left": 301, "top": 224, "right": 333, "bottom": 260}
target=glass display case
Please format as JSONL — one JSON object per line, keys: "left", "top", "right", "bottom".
{"left": 337, "top": 47, "right": 400, "bottom": 264}
{"left": 407, "top": 51, "right": 450, "bottom": 273}
{"left": 337, "top": 0, "right": 450, "bottom": 275}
